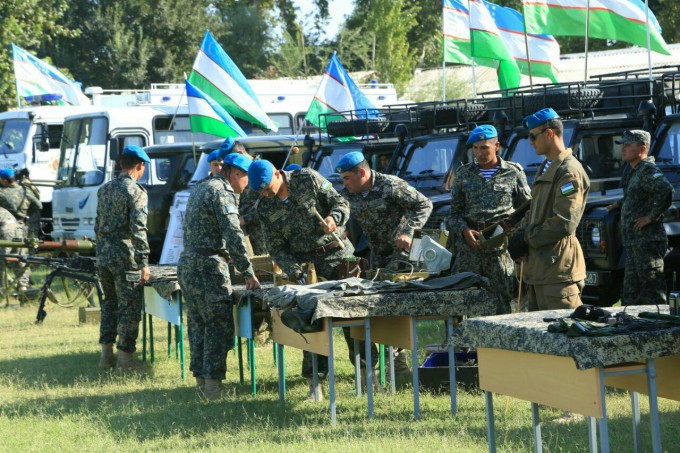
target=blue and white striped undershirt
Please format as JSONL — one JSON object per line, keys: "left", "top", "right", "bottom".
{"left": 479, "top": 166, "right": 500, "bottom": 180}
{"left": 541, "top": 160, "right": 553, "bottom": 175}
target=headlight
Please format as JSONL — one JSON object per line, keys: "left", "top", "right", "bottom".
{"left": 589, "top": 225, "right": 601, "bottom": 248}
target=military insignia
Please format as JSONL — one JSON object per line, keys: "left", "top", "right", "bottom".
{"left": 653, "top": 172, "right": 663, "bottom": 178}
{"left": 259, "top": 182, "right": 268, "bottom": 190}
{"left": 479, "top": 134, "right": 486, "bottom": 140}
{"left": 335, "top": 166, "right": 342, "bottom": 173}
{"left": 226, "top": 205, "right": 238, "bottom": 215}
{"left": 560, "top": 182, "right": 575, "bottom": 195}
{"left": 321, "top": 181, "right": 331, "bottom": 191}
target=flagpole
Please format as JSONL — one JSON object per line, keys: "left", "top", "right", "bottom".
{"left": 184, "top": 74, "right": 198, "bottom": 166}
{"left": 442, "top": 8, "right": 447, "bottom": 102}
{"left": 584, "top": 0, "right": 591, "bottom": 83}
{"left": 442, "top": 61, "right": 447, "bottom": 101}
{"left": 521, "top": 4, "right": 534, "bottom": 89}
{"left": 281, "top": 121, "right": 305, "bottom": 169}
{"left": 467, "top": 0, "right": 477, "bottom": 98}
{"left": 644, "top": 0, "right": 653, "bottom": 94}
{"left": 12, "top": 45, "right": 21, "bottom": 108}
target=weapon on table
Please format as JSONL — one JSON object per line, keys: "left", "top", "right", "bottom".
{"left": 311, "top": 208, "right": 345, "bottom": 249}
{"left": 477, "top": 200, "right": 531, "bottom": 249}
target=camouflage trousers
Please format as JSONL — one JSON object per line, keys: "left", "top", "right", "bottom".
{"left": 178, "top": 253, "right": 234, "bottom": 380}
{"left": 98, "top": 265, "right": 143, "bottom": 353}
{"left": 452, "top": 241, "right": 514, "bottom": 314}
{"left": 623, "top": 242, "right": 667, "bottom": 306}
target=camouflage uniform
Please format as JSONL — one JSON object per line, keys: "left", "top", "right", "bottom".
{"left": 256, "top": 168, "right": 373, "bottom": 377}
{"left": 449, "top": 158, "right": 531, "bottom": 314}
{"left": 177, "top": 175, "right": 255, "bottom": 380}
{"left": 341, "top": 170, "right": 433, "bottom": 269}
{"left": 95, "top": 174, "right": 149, "bottom": 353}
{"left": 239, "top": 187, "right": 268, "bottom": 255}
{"left": 618, "top": 157, "right": 673, "bottom": 305}
{"left": 0, "top": 207, "right": 19, "bottom": 290}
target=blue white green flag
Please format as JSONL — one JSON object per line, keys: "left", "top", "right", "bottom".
{"left": 185, "top": 79, "right": 246, "bottom": 139}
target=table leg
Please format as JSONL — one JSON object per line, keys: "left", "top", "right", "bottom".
{"left": 277, "top": 343, "right": 285, "bottom": 405}
{"left": 379, "top": 344, "right": 385, "bottom": 387}
{"left": 588, "top": 417, "right": 597, "bottom": 453}
{"left": 167, "top": 322, "right": 172, "bottom": 358}
{"left": 142, "top": 307, "right": 147, "bottom": 362}
{"left": 447, "top": 316, "right": 457, "bottom": 416}
{"left": 354, "top": 338, "right": 361, "bottom": 397}
{"left": 485, "top": 391, "right": 496, "bottom": 453}
{"left": 175, "top": 324, "right": 180, "bottom": 359}
{"left": 249, "top": 338, "right": 256, "bottom": 396}
{"left": 365, "top": 317, "right": 374, "bottom": 420}
{"left": 273, "top": 342, "right": 278, "bottom": 367}
{"left": 412, "top": 317, "right": 420, "bottom": 420}
{"left": 312, "top": 353, "right": 319, "bottom": 401}
{"left": 179, "top": 322, "right": 185, "bottom": 380}
{"left": 597, "top": 368, "right": 610, "bottom": 453}
{"left": 149, "top": 315, "right": 155, "bottom": 364}
{"left": 237, "top": 337, "right": 244, "bottom": 384}
{"left": 388, "top": 345, "right": 396, "bottom": 395}
{"left": 646, "top": 359, "right": 662, "bottom": 453}
{"left": 531, "top": 402, "right": 542, "bottom": 453}
{"left": 329, "top": 319, "right": 337, "bottom": 425}
{"left": 630, "top": 391, "right": 640, "bottom": 453}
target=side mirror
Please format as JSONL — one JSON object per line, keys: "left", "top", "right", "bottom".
{"left": 108, "top": 138, "right": 120, "bottom": 160}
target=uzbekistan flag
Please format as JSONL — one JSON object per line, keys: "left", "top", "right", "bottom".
{"left": 443, "top": 0, "right": 473, "bottom": 65}
{"left": 189, "top": 31, "right": 278, "bottom": 132}
{"left": 185, "top": 79, "right": 247, "bottom": 139}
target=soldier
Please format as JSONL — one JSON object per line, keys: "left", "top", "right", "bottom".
{"left": 248, "top": 159, "right": 373, "bottom": 401}
{"left": 337, "top": 151, "right": 432, "bottom": 374}
{"left": 178, "top": 152, "right": 260, "bottom": 400}
{"left": 0, "top": 167, "right": 43, "bottom": 291}
{"left": 606, "top": 130, "right": 673, "bottom": 305}
{"left": 207, "top": 150, "right": 222, "bottom": 177}
{"left": 449, "top": 125, "right": 531, "bottom": 314}
{"left": 510, "top": 108, "right": 590, "bottom": 311}
{"left": 95, "top": 146, "right": 151, "bottom": 371}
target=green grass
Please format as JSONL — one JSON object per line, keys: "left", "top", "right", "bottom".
{"left": 1, "top": 302, "right": 679, "bottom": 452}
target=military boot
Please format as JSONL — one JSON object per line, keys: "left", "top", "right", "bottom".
{"left": 98, "top": 343, "right": 115, "bottom": 370}
{"left": 306, "top": 377, "right": 324, "bottom": 402}
{"left": 116, "top": 350, "right": 136, "bottom": 371}
{"left": 203, "top": 379, "right": 223, "bottom": 401}
{"left": 195, "top": 377, "right": 205, "bottom": 392}
{"left": 361, "top": 368, "right": 385, "bottom": 394}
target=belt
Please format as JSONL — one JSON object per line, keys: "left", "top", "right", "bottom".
{"left": 314, "top": 240, "right": 342, "bottom": 256}
{"left": 185, "top": 246, "right": 229, "bottom": 261}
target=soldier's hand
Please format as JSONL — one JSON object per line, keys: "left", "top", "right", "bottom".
{"left": 396, "top": 234, "right": 412, "bottom": 250}
{"left": 245, "top": 276, "right": 261, "bottom": 290}
{"left": 322, "top": 216, "right": 337, "bottom": 233}
{"left": 140, "top": 266, "right": 151, "bottom": 284}
{"left": 239, "top": 216, "right": 246, "bottom": 226}
{"left": 634, "top": 216, "right": 652, "bottom": 230}
{"left": 606, "top": 203, "right": 619, "bottom": 212}
{"left": 462, "top": 228, "right": 481, "bottom": 249}
{"left": 295, "top": 272, "right": 307, "bottom": 285}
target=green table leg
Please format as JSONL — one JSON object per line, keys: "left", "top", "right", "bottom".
{"left": 149, "top": 314, "right": 155, "bottom": 364}
{"left": 142, "top": 306, "right": 147, "bottom": 362}
{"left": 237, "top": 337, "right": 244, "bottom": 384}
{"left": 167, "top": 322, "right": 172, "bottom": 358}
{"left": 178, "top": 323, "right": 185, "bottom": 380}
{"left": 379, "top": 344, "right": 386, "bottom": 387}
{"left": 248, "top": 338, "right": 256, "bottom": 396}
{"left": 273, "top": 343, "right": 278, "bottom": 366}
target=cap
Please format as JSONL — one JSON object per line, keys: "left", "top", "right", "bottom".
{"left": 207, "top": 150, "right": 221, "bottom": 163}
{"left": 523, "top": 108, "right": 560, "bottom": 130}
{"left": 122, "top": 145, "right": 151, "bottom": 163}
{"left": 466, "top": 125, "right": 498, "bottom": 145}
{"left": 335, "top": 151, "right": 365, "bottom": 173}
{"left": 0, "top": 168, "right": 15, "bottom": 179}
{"left": 224, "top": 153, "right": 252, "bottom": 173}
{"left": 218, "top": 137, "right": 235, "bottom": 159}
{"left": 615, "top": 130, "right": 651, "bottom": 145}
{"left": 285, "top": 163, "right": 302, "bottom": 171}
{"left": 248, "top": 160, "right": 275, "bottom": 191}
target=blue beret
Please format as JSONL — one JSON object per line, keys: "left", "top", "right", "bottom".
{"left": 207, "top": 150, "right": 221, "bottom": 163}
{"left": 285, "top": 164, "right": 302, "bottom": 171}
{"left": 0, "top": 168, "right": 15, "bottom": 179}
{"left": 523, "top": 108, "right": 560, "bottom": 130}
{"left": 122, "top": 145, "right": 151, "bottom": 163}
{"left": 218, "top": 137, "right": 235, "bottom": 159}
{"left": 466, "top": 125, "right": 498, "bottom": 145}
{"left": 335, "top": 151, "right": 365, "bottom": 173}
{"left": 224, "top": 153, "right": 252, "bottom": 173}
{"left": 248, "top": 160, "right": 275, "bottom": 191}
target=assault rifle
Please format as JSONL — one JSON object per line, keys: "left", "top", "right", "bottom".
{"left": 0, "top": 239, "right": 103, "bottom": 324}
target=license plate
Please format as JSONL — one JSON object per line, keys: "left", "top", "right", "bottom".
{"left": 585, "top": 271, "right": 599, "bottom": 286}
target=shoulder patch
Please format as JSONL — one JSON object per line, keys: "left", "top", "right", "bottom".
{"left": 407, "top": 186, "right": 416, "bottom": 193}
{"left": 321, "top": 180, "right": 332, "bottom": 191}
{"left": 507, "top": 161, "right": 524, "bottom": 171}
{"left": 560, "top": 182, "right": 576, "bottom": 196}
{"left": 653, "top": 172, "right": 663, "bottom": 178}
{"left": 226, "top": 205, "right": 238, "bottom": 215}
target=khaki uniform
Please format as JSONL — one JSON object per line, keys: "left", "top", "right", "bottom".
{"left": 519, "top": 148, "right": 589, "bottom": 310}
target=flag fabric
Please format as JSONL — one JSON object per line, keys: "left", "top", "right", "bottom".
{"left": 443, "top": 0, "right": 473, "bottom": 65}
{"left": 185, "top": 79, "right": 246, "bottom": 139}
{"left": 12, "top": 44, "right": 89, "bottom": 106}
{"left": 522, "top": 0, "right": 671, "bottom": 55}
{"left": 485, "top": 1, "right": 560, "bottom": 83}
{"left": 189, "top": 31, "right": 278, "bottom": 132}
{"left": 469, "top": 0, "right": 522, "bottom": 90}
{"left": 304, "top": 53, "right": 379, "bottom": 128}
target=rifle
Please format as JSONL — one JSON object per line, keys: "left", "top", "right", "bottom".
{"left": 0, "top": 239, "right": 103, "bottom": 324}
{"left": 478, "top": 200, "right": 531, "bottom": 250}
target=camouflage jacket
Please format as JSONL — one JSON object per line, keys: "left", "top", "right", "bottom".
{"left": 341, "top": 171, "right": 433, "bottom": 257}
{"left": 449, "top": 158, "right": 531, "bottom": 237}
{"left": 0, "top": 182, "right": 42, "bottom": 220}
{"left": 181, "top": 174, "right": 254, "bottom": 279}
{"left": 95, "top": 174, "right": 149, "bottom": 269}
{"left": 256, "top": 168, "right": 352, "bottom": 276}
{"left": 619, "top": 157, "right": 673, "bottom": 244}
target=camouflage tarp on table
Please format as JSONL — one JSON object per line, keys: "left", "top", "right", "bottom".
{"left": 232, "top": 284, "right": 272, "bottom": 311}
{"left": 147, "top": 265, "right": 180, "bottom": 301}
{"left": 452, "top": 306, "right": 680, "bottom": 370}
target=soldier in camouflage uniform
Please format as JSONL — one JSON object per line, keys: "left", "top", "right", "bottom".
{"left": 337, "top": 152, "right": 433, "bottom": 269}
{"left": 606, "top": 130, "right": 673, "bottom": 305}
{"left": 249, "top": 159, "right": 369, "bottom": 401}
{"left": 178, "top": 152, "right": 260, "bottom": 400}
{"left": 94, "top": 146, "right": 151, "bottom": 371}
{"left": 0, "top": 206, "right": 18, "bottom": 293}
{"left": 449, "top": 125, "right": 531, "bottom": 314}
{"left": 238, "top": 187, "right": 268, "bottom": 255}
{"left": 0, "top": 167, "right": 43, "bottom": 289}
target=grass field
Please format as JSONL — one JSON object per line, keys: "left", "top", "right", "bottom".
{"left": 1, "top": 301, "right": 680, "bottom": 453}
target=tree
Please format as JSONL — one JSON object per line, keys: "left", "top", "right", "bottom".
{"left": 0, "top": 0, "right": 74, "bottom": 110}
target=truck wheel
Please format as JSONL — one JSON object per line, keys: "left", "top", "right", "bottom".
{"left": 418, "top": 103, "right": 487, "bottom": 129}
{"left": 520, "top": 88, "right": 602, "bottom": 114}
{"left": 327, "top": 117, "right": 389, "bottom": 137}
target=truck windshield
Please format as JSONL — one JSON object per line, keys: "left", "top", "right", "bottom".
{"left": 656, "top": 121, "right": 680, "bottom": 166}
{"left": 402, "top": 137, "right": 458, "bottom": 178}
{"left": 507, "top": 125, "right": 576, "bottom": 178}
{"left": 317, "top": 146, "right": 364, "bottom": 179}
{"left": 153, "top": 116, "right": 219, "bottom": 144}
{"left": 58, "top": 116, "right": 108, "bottom": 186}
{"left": 0, "top": 119, "right": 30, "bottom": 155}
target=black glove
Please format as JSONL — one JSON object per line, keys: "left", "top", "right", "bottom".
{"left": 295, "top": 272, "right": 307, "bottom": 285}
{"left": 507, "top": 228, "right": 528, "bottom": 261}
